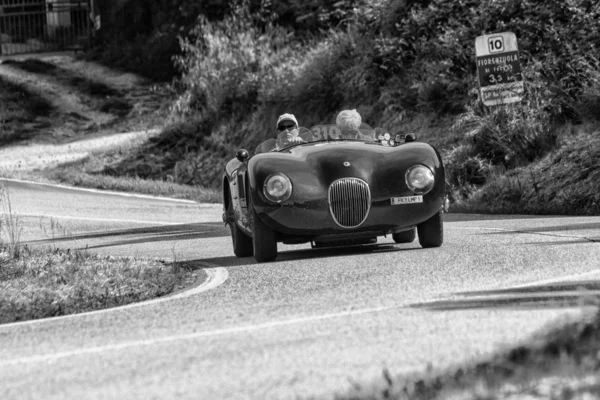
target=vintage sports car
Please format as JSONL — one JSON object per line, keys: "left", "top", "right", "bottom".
{"left": 222, "top": 124, "right": 446, "bottom": 262}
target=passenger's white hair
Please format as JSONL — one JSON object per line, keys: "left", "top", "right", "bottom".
{"left": 336, "top": 109, "right": 362, "bottom": 131}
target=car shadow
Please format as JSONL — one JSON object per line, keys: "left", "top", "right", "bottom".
{"left": 412, "top": 280, "right": 600, "bottom": 312}
{"left": 198, "top": 243, "right": 425, "bottom": 268}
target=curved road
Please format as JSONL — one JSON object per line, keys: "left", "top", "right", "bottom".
{"left": 1, "top": 178, "right": 599, "bottom": 399}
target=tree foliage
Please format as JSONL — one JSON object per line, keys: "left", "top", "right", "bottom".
{"left": 96, "top": 0, "right": 600, "bottom": 190}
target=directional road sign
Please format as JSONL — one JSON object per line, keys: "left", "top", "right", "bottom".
{"left": 475, "top": 32, "right": 524, "bottom": 106}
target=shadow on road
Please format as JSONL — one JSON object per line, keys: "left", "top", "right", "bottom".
{"left": 480, "top": 221, "right": 600, "bottom": 244}
{"left": 198, "top": 243, "right": 423, "bottom": 268}
{"left": 412, "top": 280, "right": 600, "bottom": 311}
{"left": 485, "top": 222, "right": 600, "bottom": 236}
{"left": 24, "top": 222, "right": 230, "bottom": 249}
{"left": 443, "top": 213, "right": 564, "bottom": 222}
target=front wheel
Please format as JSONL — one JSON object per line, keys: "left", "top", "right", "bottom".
{"left": 227, "top": 194, "right": 253, "bottom": 257}
{"left": 417, "top": 210, "right": 443, "bottom": 248}
{"left": 249, "top": 194, "right": 278, "bottom": 262}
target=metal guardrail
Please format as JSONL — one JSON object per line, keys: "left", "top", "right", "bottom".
{"left": 0, "top": 0, "right": 91, "bottom": 56}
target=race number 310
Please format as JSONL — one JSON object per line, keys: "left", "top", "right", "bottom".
{"left": 488, "top": 36, "right": 504, "bottom": 53}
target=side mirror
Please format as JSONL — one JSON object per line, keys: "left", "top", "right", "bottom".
{"left": 404, "top": 133, "right": 416, "bottom": 143}
{"left": 235, "top": 149, "right": 249, "bottom": 162}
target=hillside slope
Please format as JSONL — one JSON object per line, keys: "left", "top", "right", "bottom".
{"left": 0, "top": 53, "right": 220, "bottom": 203}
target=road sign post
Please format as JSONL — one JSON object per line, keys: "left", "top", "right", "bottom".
{"left": 475, "top": 32, "right": 524, "bottom": 106}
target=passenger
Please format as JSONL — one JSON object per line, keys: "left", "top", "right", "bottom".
{"left": 335, "top": 109, "right": 374, "bottom": 140}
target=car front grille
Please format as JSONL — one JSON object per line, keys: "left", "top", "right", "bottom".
{"left": 328, "top": 178, "right": 371, "bottom": 228}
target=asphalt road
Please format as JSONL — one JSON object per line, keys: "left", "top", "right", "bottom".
{"left": 1, "top": 178, "right": 600, "bottom": 399}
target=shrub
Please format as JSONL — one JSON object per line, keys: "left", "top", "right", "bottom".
{"left": 173, "top": 2, "right": 299, "bottom": 120}
{"left": 460, "top": 124, "right": 600, "bottom": 215}
{"left": 443, "top": 144, "right": 491, "bottom": 199}
{"left": 573, "top": 56, "right": 600, "bottom": 122}
{"left": 452, "top": 68, "right": 558, "bottom": 169}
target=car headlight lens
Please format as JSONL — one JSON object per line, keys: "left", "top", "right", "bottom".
{"left": 406, "top": 165, "right": 434, "bottom": 194}
{"left": 263, "top": 173, "right": 292, "bottom": 203}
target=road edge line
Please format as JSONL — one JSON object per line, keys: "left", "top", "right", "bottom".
{"left": 0, "top": 263, "right": 229, "bottom": 329}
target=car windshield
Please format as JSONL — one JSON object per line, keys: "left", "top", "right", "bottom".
{"left": 255, "top": 124, "right": 380, "bottom": 154}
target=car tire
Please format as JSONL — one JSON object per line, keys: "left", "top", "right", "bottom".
{"left": 417, "top": 210, "right": 443, "bottom": 248}
{"left": 249, "top": 193, "right": 278, "bottom": 262}
{"left": 227, "top": 194, "right": 253, "bottom": 257}
{"left": 392, "top": 228, "right": 415, "bottom": 243}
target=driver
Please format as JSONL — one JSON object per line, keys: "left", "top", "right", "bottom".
{"left": 276, "top": 113, "right": 309, "bottom": 149}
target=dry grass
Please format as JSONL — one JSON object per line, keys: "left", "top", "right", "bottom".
{"left": 0, "top": 54, "right": 216, "bottom": 203}
{"left": 0, "top": 185, "right": 191, "bottom": 324}
{"left": 0, "top": 55, "right": 213, "bottom": 324}
{"left": 0, "top": 247, "right": 183, "bottom": 324}
{"left": 451, "top": 122, "right": 600, "bottom": 215}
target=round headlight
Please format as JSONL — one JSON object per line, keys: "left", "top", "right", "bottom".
{"left": 263, "top": 173, "right": 292, "bottom": 203}
{"left": 405, "top": 165, "right": 435, "bottom": 194}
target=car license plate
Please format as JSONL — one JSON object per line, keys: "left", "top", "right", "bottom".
{"left": 391, "top": 195, "right": 423, "bottom": 205}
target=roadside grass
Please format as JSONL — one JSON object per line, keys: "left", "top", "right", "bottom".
{"left": 44, "top": 164, "right": 222, "bottom": 203}
{"left": 0, "top": 75, "right": 54, "bottom": 146}
{"left": 0, "top": 185, "right": 195, "bottom": 324}
{"left": 0, "top": 59, "right": 220, "bottom": 203}
{"left": 4, "top": 58, "right": 133, "bottom": 117}
{"left": 339, "top": 308, "right": 600, "bottom": 399}
{"left": 0, "top": 247, "right": 188, "bottom": 324}
{"left": 0, "top": 123, "right": 221, "bottom": 203}
{"left": 0, "top": 76, "right": 53, "bottom": 121}
{"left": 450, "top": 122, "right": 600, "bottom": 215}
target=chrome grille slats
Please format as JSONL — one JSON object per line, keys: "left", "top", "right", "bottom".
{"left": 328, "top": 178, "right": 371, "bottom": 228}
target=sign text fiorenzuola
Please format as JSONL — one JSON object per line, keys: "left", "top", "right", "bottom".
{"left": 477, "top": 53, "right": 519, "bottom": 66}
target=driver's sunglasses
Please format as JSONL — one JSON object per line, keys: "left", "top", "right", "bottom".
{"left": 278, "top": 124, "right": 296, "bottom": 131}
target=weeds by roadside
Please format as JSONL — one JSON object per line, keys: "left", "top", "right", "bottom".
{"left": 450, "top": 121, "right": 600, "bottom": 215}
{"left": 0, "top": 185, "right": 193, "bottom": 324}
{"left": 0, "top": 247, "right": 184, "bottom": 324}
{"left": 0, "top": 186, "right": 22, "bottom": 258}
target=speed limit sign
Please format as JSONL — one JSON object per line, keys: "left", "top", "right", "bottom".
{"left": 475, "top": 32, "right": 524, "bottom": 106}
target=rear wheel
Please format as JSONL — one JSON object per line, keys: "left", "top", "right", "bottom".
{"left": 417, "top": 210, "right": 443, "bottom": 248}
{"left": 392, "top": 228, "right": 415, "bottom": 243}
{"left": 228, "top": 194, "right": 253, "bottom": 257}
{"left": 249, "top": 193, "right": 278, "bottom": 262}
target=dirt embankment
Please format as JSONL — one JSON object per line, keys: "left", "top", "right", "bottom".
{"left": 0, "top": 53, "right": 172, "bottom": 170}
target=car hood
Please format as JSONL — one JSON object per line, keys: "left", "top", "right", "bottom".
{"left": 248, "top": 141, "right": 442, "bottom": 199}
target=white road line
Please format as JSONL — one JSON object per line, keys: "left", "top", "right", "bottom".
{"left": 1, "top": 212, "right": 227, "bottom": 227}
{"left": 0, "top": 264, "right": 229, "bottom": 330}
{"left": 0, "top": 303, "right": 404, "bottom": 366}
{"left": 0, "top": 178, "right": 198, "bottom": 203}
{"left": 1, "top": 212, "right": 184, "bottom": 225}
